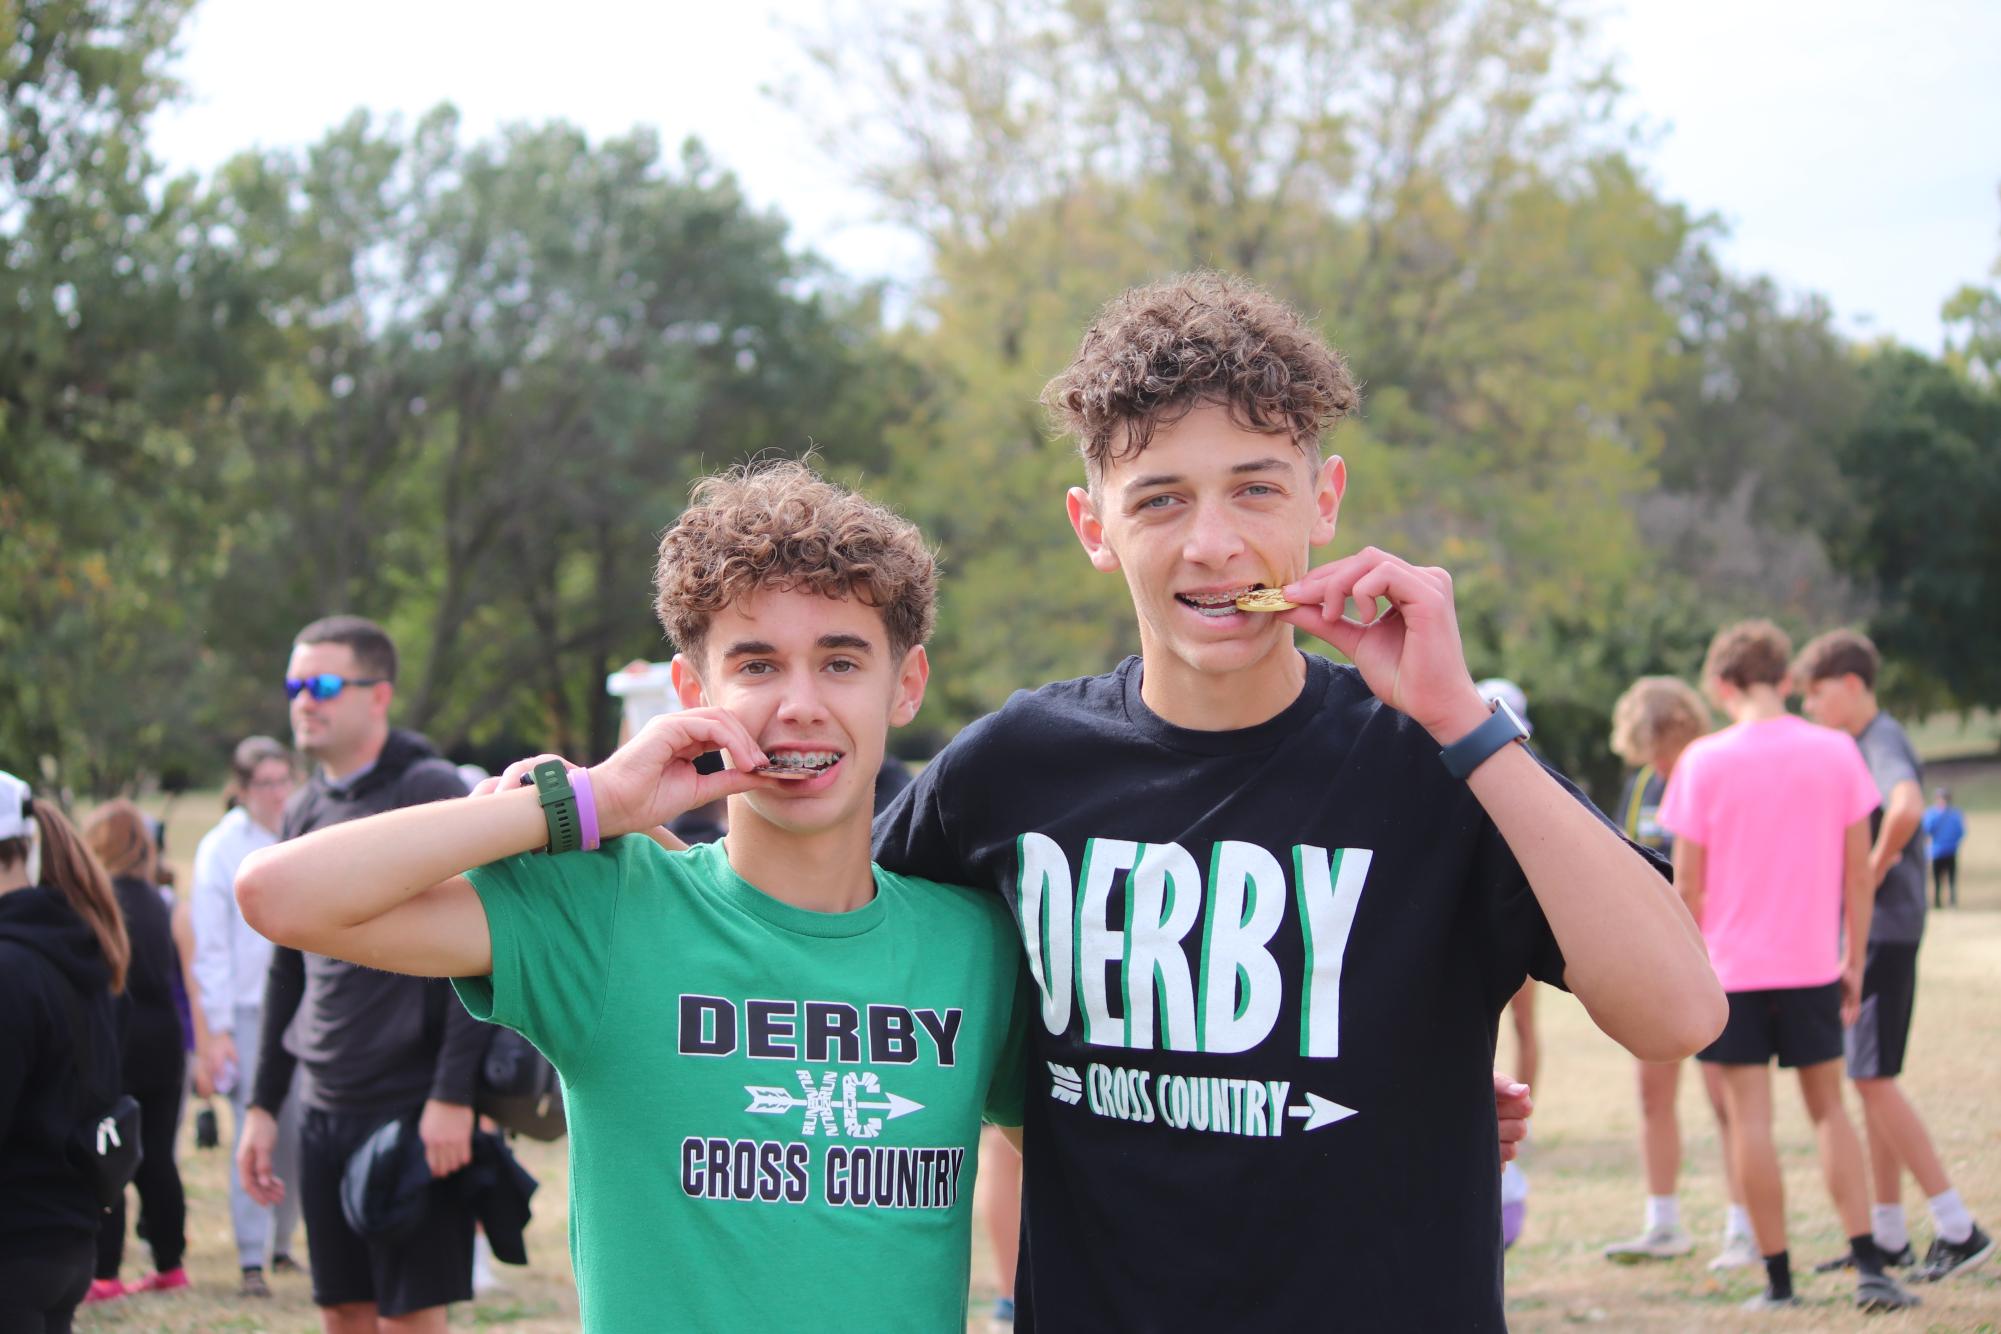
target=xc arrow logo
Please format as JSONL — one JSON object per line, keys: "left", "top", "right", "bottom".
{"left": 1048, "top": 1063, "right": 1083, "bottom": 1105}
{"left": 744, "top": 1070, "right": 924, "bottom": 1139}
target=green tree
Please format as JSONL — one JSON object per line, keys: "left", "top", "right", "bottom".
{"left": 1, "top": 0, "right": 221, "bottom": 791}
{"left": 793, "top": 0, "right": 1702, "bottom": 790}
{"left": 1832, "top": 348, "right": 2001, "bottom": 715}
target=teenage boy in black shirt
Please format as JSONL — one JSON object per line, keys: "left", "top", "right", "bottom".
{"left": 871, "top": 273, "right": 1726, "bottom": 1330}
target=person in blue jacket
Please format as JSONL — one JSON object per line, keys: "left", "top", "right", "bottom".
{"left": 1920, "top": 789, "right": 1965, "bottom": 909}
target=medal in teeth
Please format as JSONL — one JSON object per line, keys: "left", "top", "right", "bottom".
{"left": 1234, "top": 587, "right": 1297, "bottom": 613}
{"left": 757, "top": 750, "right": 840, "bottom": 778}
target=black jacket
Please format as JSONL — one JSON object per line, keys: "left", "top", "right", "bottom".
{"left": 0, "top": 885, "right": 122, "bottom": 1254}
{"left": 111, "top": 875, "right": 186, "bottom": 1091}
{"left": 253, "top": 728, "right": 484, "bottom": 1117}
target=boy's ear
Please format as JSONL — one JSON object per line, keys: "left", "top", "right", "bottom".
{"left": 1067, "top": 487, "right": 1122, "bottom": 573}
{"left": 889, "top": 645, "right": 930, "bottom": 728}
{"left": 1311, "top": 455, "right": 1347, "bottom": 547}
{"left": 670, "top": 654, "right": 708, "bottom": 710}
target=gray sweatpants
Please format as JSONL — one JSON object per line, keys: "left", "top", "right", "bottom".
{"left": 229, "top": 1003, "right": 302, "bottom": 1270}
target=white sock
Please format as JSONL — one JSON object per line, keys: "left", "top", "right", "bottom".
{"left": 1724, "top": 1205, "right": 1752, "bottom": 1241}
{"left": 1873, "top": 1203, "right": 1911, "bottom": 1253}
{"left": 1929, "top": 1189, "right": 1974, "bottom": 1245}
{"left": 1645, "top": 1195, "right": 1680, "bottom": 1231}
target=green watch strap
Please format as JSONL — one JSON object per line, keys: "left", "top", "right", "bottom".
{"left": 531, "top": 759, "right": 582, "bottom": 854}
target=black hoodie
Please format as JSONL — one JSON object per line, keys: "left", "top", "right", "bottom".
{"left": 111, "top": 874, "right": 186, "bottom": 1090}
{"left": 253, "top": 728, "right": 484, "bottom": 1117}
{"left": 0, "top": 885, "right": 122, "bottom": 1254}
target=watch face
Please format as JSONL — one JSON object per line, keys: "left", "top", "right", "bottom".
{"left": 1493, "top": 698, "right": 1530, "bottom": 738}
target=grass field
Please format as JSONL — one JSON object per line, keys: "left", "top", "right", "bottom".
{"left": 78, "top": 762, "right": 2000, "bottom": 1332}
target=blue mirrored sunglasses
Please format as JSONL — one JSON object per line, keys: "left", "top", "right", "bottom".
{"left": 284, "top": 673, "right": 386, "bottom": 701}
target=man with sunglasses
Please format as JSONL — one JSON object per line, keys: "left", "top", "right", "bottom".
{"left": 238, "top": 615, "right": 482, "bottom": 1332}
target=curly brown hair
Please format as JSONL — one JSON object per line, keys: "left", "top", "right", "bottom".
{"left": 654, "top": 459, "right": 937, "bottom": 660}
{"left": 1792, "top": 628, "right": 1879, "bottom": 690}
{"left": 1041, "top": 271, "right": 1360, "bottom": 480}
{"left": 1610, "top": 676, "right": 1712, "bottom": 767}
{"left": 1702, "top": 620, "right": 1793, "bottom": 691}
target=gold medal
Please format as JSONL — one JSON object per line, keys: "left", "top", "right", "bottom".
{"left": 1234, "top": 587, "right": 1298, "bottom": 613}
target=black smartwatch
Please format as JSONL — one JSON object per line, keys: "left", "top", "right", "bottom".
{"left": 1439, "top": 698, "right": 1530, "bottom": 781}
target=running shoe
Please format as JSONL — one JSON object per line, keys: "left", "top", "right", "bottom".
{"left": 1707, "top": 1233, "right": 1761, "bottom": 1271}
{"left": 1814, "top": 1241, "right": 1916, "bottom": 1273}
{"left": 1854, "top": 1270, "right": 1920, "bottom": 1312}
{"left": 1603, "top": 1223, "right": 1695, "bottom": 1262}
{"left": 1915, "top": 1224, "right": 1994, "bottom": 1282}
{"left": 133, "top": 1268, "right": 189, "bottom": 1292}
{"left": 82, "top": 1278, "right": 126, "bottom": 1304}
{"left": 1739, "top": 1290, "right": 1802, "bottom": 1311}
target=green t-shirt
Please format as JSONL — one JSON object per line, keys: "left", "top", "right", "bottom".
{"left": 453, "top": 836, "right": 1029, "bottom": 1332}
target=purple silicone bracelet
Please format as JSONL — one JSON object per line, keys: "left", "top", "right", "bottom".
{"left": 571, "top": 766, "right": 601, "bottom": 852}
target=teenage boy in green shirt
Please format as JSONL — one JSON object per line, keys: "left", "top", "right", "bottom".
{"left": 237, "top": 463, "right": 1029, "bottom": 1332}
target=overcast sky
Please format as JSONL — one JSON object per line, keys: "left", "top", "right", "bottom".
{"left": 148, "top": 0, "right": 2001, "bottom": 352}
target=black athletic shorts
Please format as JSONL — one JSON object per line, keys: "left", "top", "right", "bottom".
{"left": 298, "top": 1106, "right": 475, "bottom": 1317}
{"left": 1845, "top": 941, "right": 1920, "bottom": 1080}
{"left": 1699, "top": 981, "right": 1844, "bottom": 1068}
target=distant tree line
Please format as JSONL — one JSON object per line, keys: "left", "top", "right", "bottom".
{"left": 4, "top": 0, "right": 1998, "bottom": 801}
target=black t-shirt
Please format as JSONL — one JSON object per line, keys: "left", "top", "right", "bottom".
{"left": 875, "top": 653, "right": 1629, "bottom": 1332}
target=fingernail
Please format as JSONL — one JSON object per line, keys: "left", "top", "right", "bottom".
{"left": 1507, "top": 1082, "right": 1529, "bottom": 1095}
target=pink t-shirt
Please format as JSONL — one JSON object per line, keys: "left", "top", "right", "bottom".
{"left": 1658, "top": 715, "right": 1880, "bottom": 992}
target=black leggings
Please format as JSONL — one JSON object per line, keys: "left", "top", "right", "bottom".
{"left": 0, "top": 1237, "right": 94, "bottom": 1333}
{"left": 1932, "top": 853, "right": 1958, "bottom": 907}
{"left": 95, "top": 1075, "right": 187, "bottom": 1278}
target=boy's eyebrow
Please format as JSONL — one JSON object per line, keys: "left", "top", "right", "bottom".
{"left": 1232, "top": 456, "right": 1294, "bottom": 475}
{"left": 1124, "top": 457, "right": 1294, "bottom": 491}
{"left": 718, "top": 634, "right": 877, "bottom": 657}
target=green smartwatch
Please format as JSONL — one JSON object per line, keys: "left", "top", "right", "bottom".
{"left": 1439, "top": 698, "right": 1530, "bottom": 781}
{"left": 530, "top": 759, "right": 583, "bottom": 854}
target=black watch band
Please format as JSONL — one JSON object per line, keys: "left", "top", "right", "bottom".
{"left": 1439, "top": 699, "right": 1530, "bottom": 781}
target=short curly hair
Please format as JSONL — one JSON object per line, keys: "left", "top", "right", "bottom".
{"left": 1610, "top": 676, "right": 1712, "bottom": 767}
{"left": 1792, "top": 628, "right": 1879, "bottom": 690}
{"left": 1041, "top": 271, "right": 1359, "bottom": 480}
{"left": 654, "top": 459, "right": 937, "bottom": 660}
{"left": 1702, "top": 620, "right": 1792, "bottom": 691}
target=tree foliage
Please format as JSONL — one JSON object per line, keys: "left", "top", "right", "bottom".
{"left": 4, "top": 0, "right": 1996, "bottom": 794}
{"left": 3, "top": 4, "right": 921, "bottom": 789}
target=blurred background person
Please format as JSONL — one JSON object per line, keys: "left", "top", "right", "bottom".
{"left": 81, "top": 800, "right": 189, "bottom": 1301}
{"left": 1599, "top": 677, "right": 1754, "bottom": 1269}
{"left": 1661, "top": 621, "right": 1911, "bottom": 1312}
{"left": 192, "top": 735, "right": 303, "bottom": 1297}
{"left": 1796, "top": 630, "right": 1991, "bottom": 1281}
{"left": 1921, "top": 788, "right": 1964, "bottom": 910}
{"left": 0, "top": 770, "right": 131, "bottom": 1331}
{"left": 239, "top": 615, "right": 481, "bottom": 1330}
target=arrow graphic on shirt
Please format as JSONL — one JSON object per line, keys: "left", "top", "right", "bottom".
{"left": 743, "top": 1086, "right": 925, "bottom": 1120}
{"left": 1287, "top": 1092, "right": 1359, "bottom": 1132}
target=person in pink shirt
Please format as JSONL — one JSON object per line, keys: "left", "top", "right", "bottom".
{"left": 1659, "top": 620, "right": 1916, "bottom": 1314}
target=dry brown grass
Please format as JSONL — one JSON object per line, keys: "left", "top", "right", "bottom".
{"left": 84, "top": 767, "right": 2000, "bottom": 1331}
